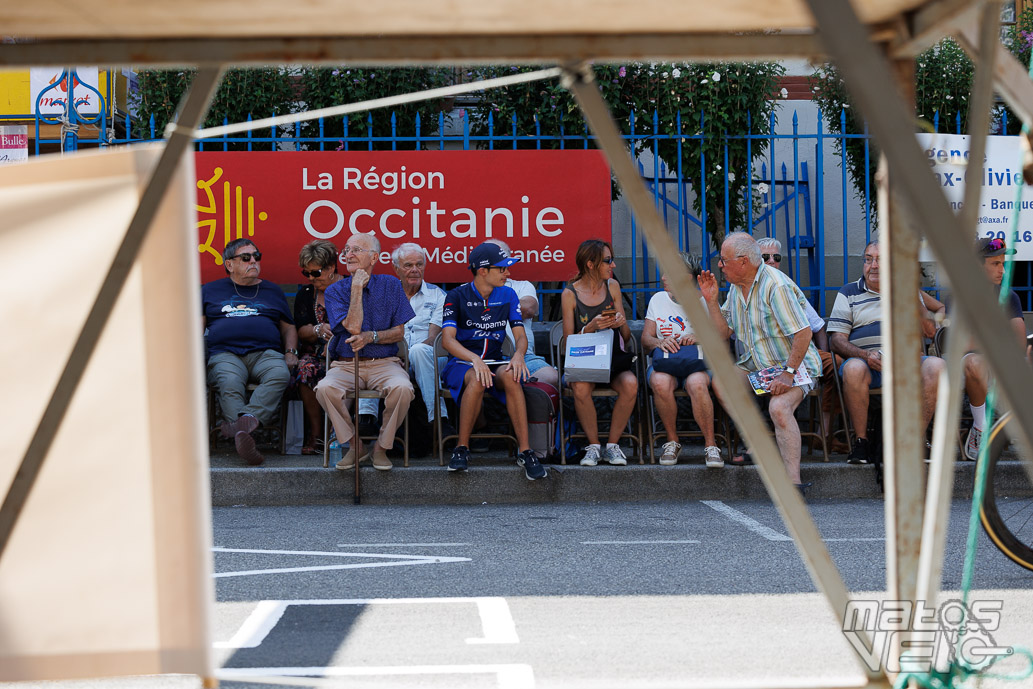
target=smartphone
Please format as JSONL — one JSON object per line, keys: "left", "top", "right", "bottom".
{"left": 602, "top": 306, "right": 617, "bottom": 317}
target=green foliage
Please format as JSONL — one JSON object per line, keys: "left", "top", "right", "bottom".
{"left": 1003, "top": 8, "right": 1033, "bottom": 134}
{"left": 131, "top": 67, "right": 297, "bottom": 149}
{"left": 812, "top": 37, "right": 977, "bottom": 216}
{"left": 298, "top": 67, "right": 454, "bottom": 147}
{"left": 914, "top": 38, "right": 975, "bottom": 132}
{"left": 467, "top": 61, "right": 786, "bottom": 247}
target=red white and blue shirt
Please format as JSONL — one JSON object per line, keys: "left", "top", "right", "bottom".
{"left": 442, "top": 282, "right": 524, "bottom": 361}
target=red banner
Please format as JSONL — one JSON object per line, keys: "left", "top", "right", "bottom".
{"left": 194, "top": 150, "right": 611, "bottom": 284}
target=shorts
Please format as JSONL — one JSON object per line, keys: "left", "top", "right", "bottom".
{"left": 646, "top": 364, "right": 712, "bottom": 388}
{"left": 441, "top": 357, "right": 509, "bottom": 405}
{"left": 838, "top": 354, "right": 935, "bottom": 389}
{"left": 525, "top": 353, "right": 551, "bottom": 376}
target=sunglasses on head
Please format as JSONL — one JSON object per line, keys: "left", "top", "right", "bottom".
{"left": 302, "top": 268, "right": 328, "bottom": 278}
{"left": 762, "top": 253, "right": 782, "bottom": 263}
{"left": 232, "top": 251, "right": 262, "bottom": 263}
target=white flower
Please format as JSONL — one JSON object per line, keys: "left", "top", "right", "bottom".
{"left": 672, "top": 68, "right": 682, "bottom": 78}
{"left": 727, "top": 172, "right": 736, "bottom": 182}
{"left": 712, "top": 71, "right": 721, "bottom": 82}
{"left": 662, "top": 71, "right": 669, "bottom": 78}
{"left": 842, "top": 103, "right": 850, "bottom": 108}
{"left": 780, "top": 87, "right": 789, "bottom": 99}
{"left": 716, "top": 165, "right": 722, "bottom": 171}
{"left": 701, "top": 79, "right": 709, "bottom": 85}
{"left": 757, "top": 183, "right": 770, "bottom": 195}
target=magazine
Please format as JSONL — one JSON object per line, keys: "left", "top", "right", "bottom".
{"left": 747, "top": 364, "right": 813, "bottom": 396}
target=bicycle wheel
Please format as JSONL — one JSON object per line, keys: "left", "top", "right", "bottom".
{"left": 980, "top": 412, "right": 1033, "bottom": 572}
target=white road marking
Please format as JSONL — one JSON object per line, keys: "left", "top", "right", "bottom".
{"left": 213, "top": 600, "right": 288, "bottom": 649}
{"left": 212, "top": 546, "right": 470, "bottom": 578}
{"left": 466, "top": 597, "right": 520, "bottom": 644}
{"left": 218, "top": 664, "right": 535, "bottom": 689}
{"left": 335, "top": 542, "right": 471, "bottom": 547}
{"left": 700, "top": 500, "right": 793, "bottom": 541}
{"left": 581, "top": 540, "right": 701, "bottom": 545}
{"left": 213, "top": 597, "right": 519, "bottom": 649}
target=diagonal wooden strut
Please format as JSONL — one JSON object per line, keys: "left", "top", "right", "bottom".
{"left": 0, "top": 67, "right": 225, "bottom": 563}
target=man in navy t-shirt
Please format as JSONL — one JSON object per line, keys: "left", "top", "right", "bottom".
{"left": 202, "top": 238, "right": 298, "bottom": 466}
{"left": 441, "top": 242, "right": 546, "bottom": 480}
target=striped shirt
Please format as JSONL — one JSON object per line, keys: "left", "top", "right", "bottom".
{"left": 720, "top": 264, "right": 821, "bottom": 376}
{"left": 826, "top": 277, "right": 925, "bottom": 352}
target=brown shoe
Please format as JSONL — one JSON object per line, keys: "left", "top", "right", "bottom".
{"left": 335, "top": 445, "right": 360, "bottom": 471}
{"left": 235, "top": 431, "right": 264, "bottom": 466}
{"left": 222, "top": 414, "right": 259, "bottom": 439}
{"left": 367, "top": 445, "right": 393, "bottom": 471}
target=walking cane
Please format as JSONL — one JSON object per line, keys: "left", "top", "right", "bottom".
{"left": 353, "top": 347, "right": 362, "bottom": 505}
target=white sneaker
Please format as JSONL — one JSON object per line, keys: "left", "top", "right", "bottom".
{"left": 580, "top": 444, "right": 601, "bottom": 466}
{"left": 704, "top": 445, "right": 724, "bottom": 468}
{"left": 603, "top": 444, "right": 628, "bottom": 466}
{"left": 659, "top": 441, "right": 681, "bottom": 466}
{"left": 964, "top": 426, "right": 982, "bottom": 461}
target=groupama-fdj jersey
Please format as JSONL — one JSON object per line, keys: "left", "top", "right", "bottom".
{"left": 442, "top": 282, "right": 524, "bottom": 361}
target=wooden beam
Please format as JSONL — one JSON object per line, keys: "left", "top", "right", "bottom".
{"left": 956, "top": 21, "right": 1033, "bottom": 126}
{"left": 0, "top": 33, "right": 828, "bottom": 68}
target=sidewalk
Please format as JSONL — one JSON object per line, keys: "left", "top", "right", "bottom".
{"left": 208, "top": 441, "right": 1026, "bottom": 506}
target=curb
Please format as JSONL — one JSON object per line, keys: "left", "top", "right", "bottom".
{"left": 208, "top": 460, "right": 1030, "bottom": 506}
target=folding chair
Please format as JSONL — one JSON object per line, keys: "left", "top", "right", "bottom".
{"left": 799, "top": 384, "right": 831, "bottom": 462}
{"left": 643, "top": 358, "right": 733, "bottom": 464}
{"left": 321, "top": 336, "right": 411, "bottom": 468}
{"left": 550, "top": 321, "right": 644, "bottom": 464}
{"left": 208, "top": 383, "right": 288, "bottom": 454}
{"left": 433, "top": 332, "right": 518, "bottom": 465}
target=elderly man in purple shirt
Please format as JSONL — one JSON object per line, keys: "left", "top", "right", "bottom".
{"left": 314, "top": 232, "right": 415, "bottom": 471}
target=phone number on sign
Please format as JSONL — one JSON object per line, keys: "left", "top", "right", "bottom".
{"left": 982, "top": 228, "right": 1033, "bottom": 242}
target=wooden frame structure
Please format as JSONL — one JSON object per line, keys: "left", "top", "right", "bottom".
{"left": 4, "top": 1, "right": 1033, "bottom": 687}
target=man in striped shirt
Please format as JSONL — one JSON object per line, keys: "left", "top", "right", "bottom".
{"left": 827, "top": 240, "right": 945, "bottom": 465}
{"left": 698, "top": 232, "right": 822, "bottom": 491}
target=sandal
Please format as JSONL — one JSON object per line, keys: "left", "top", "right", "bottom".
{"left": 302, "top": 445, "right": 317, "bottom": 455}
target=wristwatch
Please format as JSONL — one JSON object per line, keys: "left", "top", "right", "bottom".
{"left": 287, "top": 348, "right": 298, "bottom": 356}
{"left": 784, "top": 365, "right": 796, "bottom": 375}
{"left": 371, "top": 330, "right": 379, "bottom": 343}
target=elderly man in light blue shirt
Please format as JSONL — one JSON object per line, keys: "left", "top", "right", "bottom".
{"left": 359, "top": 242, "right": 448, "bottom": 425}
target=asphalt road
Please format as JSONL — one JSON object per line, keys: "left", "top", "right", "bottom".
{"left": 201, "top": 499, "right": 1033, "bottom": 689}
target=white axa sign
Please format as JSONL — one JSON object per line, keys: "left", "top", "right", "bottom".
{"left": 918, "top": 133, "right": 1033, "bottom": 260}
{"left": 842, "top": 599, "right": 1012, "bottom": 673}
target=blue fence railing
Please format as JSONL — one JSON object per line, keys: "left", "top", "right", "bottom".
{"left": 8, "top": 103, "right": 1030, "bottom": 319}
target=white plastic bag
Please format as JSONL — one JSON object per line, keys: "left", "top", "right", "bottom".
{"left": 284, "top": 400, "right": 305, "bottom": 455}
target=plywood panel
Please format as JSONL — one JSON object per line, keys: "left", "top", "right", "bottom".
{"left": 0, "top": 146, "right": 213, "bottom": 682}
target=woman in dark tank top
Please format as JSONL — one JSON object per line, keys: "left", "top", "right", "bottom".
{"left": 560, "top": 239, "right": 638, "bottom": 466}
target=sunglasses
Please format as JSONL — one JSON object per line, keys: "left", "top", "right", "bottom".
{"left": 231, "top": 251, "right": 262, "bottom": 263}
{"left": 762, "top": 253, "right": 782, "bottom": 263}
{"left": 302, "top": 268, "right": 329, "bottom": 278}
{"left": 601, "top": 257, "right": 615, "bottom": 264}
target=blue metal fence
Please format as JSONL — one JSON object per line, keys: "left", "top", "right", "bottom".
{"left": 10, "top": 103, "right": 1030, "bottom": 318}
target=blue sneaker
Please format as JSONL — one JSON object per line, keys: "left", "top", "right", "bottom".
{"left": 517, "top": 450, "right": 547, "bottom": 480}
{"left": 448, "top": 445, "right": 470, "bottom": 472}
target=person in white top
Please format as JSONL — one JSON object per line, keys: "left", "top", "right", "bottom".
{"left": 358, "top": 242, "right": 448, "bottom": 425}
{"left": 641, "top": 252, "right": 722, "bottom": 467}
{"left": 487, "top": 239, "right": 559, "bottom": 387}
